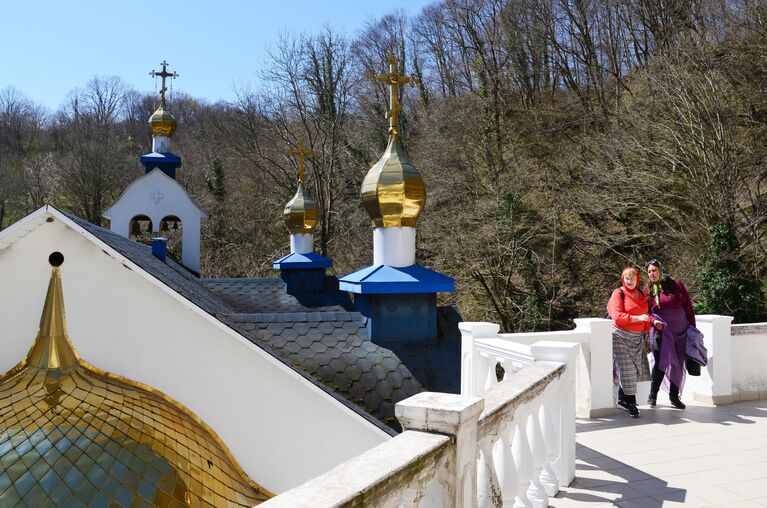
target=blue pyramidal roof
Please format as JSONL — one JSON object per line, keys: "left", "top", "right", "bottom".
{"left": 338, "top": 264, "right": 454, "bottom": 294}
{"left": 272, "top": 252, "right": 333, "bottom": 269}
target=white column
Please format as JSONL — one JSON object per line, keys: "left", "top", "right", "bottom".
{"left": 181, "top": 215, "right": 201, "bottom": 273}
{"left": 152, "top": 135, "right": 172, "bottom": 153}
{"left": 396, "top": 392, "right": 484, "bottom": 508}
{"left": 290, "top": 233, "right": 314, "bottom": 254}
{"left": 373, "top": 226, "right": 416, "bottom": 267}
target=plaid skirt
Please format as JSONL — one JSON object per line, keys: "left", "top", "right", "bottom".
{"left": 613, "top": 327, "right": 651, "bottom": 396}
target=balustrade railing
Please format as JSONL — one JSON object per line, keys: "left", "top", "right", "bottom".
{"left": 262, "top": 334, "right": 578, "bottom": 508}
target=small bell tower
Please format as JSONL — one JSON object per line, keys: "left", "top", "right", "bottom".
{"left": 103, "top": 61, "right": 207, "bottom": 274}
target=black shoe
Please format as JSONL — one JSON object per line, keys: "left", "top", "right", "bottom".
{"left": 628, "top": 403, "right": 640, "bottom": 418}
{"left": 648, "top": 394, "right": 657, "bottom": 408}
{"left": 670, "top": 397, "right": 686, "bottom": 409}
{"left": 617, "top": 399, "right": 631, "bottom": 411}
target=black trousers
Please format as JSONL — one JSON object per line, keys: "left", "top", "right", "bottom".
{"left": 650, "top": 334, "right": 680, "bottom": 398}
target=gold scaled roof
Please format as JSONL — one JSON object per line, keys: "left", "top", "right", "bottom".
{"left": 0, "top": 267, "right": 269, "bottom": 506}
{"left": 284, "top": 184, "right": 319, "bottom": 234}
{"left": 149, "top": 99, "right": 177, "bottom": 137}
{"left": 361, "top": 137, "right": 426, "bottom": 228}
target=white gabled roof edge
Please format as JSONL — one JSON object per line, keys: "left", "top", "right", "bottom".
{"left": 0, "top": 205, "right": 391, "bottom": 439}
{"left": 102, "top": 168, "right": 208, "bottom": 219}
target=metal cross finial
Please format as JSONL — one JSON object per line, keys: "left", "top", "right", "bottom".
{"left": 287, "top": 140, "right": 315, "bottom": 185}
{"left": 150, "top": 60, "right": 179, "bottom": 104}
{"left": 370, "top": 54, "right": 417, "bottom": 140}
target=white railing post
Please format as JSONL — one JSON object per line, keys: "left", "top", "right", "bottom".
{"left": 531, "top": 341, "right": 579, "bottom": 486}
{"left": 694, "top": 315, "right": 735, "bottom": 405}
{"left": 396, "top": 392, "right": 484, "bottom": 508}
{"left": 572, "top": 318, "right": 614, "bottom": 417}
{"left": 461, "top": 322, "right": 501, "bottom": 396}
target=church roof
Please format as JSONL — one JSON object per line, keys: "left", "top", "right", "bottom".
{"left": 0, "top": 267, "right": 268, "bottom": 506}
{"left": 61, "top": 211, "right": 428, "bottom": 433}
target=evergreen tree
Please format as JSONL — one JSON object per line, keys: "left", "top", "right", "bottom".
{"left": 696, "top": 224, "right": 765, "bottom": 322}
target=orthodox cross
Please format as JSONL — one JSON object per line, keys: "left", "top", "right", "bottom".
{"left": 371, "top": 55, "right": 416, "bottom": 140}
{"left": 287, "top": 140, "right": 315, "bottom": 185}
{"left": 150, "top": 190, "right": 165, "bottom": 205}
{"left": 150, "top": 61, "right": 179, "bottom": 104}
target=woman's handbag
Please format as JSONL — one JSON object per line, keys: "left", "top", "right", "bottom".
{"left": 686, "top": 357, "right": 701, "bottom": 376}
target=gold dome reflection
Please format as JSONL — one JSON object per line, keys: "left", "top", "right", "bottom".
{"left": 0, "top": 268, "right": 269, "bottom": 506}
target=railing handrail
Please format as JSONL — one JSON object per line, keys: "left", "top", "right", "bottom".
{"left": 260, "top": 430, "right": 451, "bottom": 507}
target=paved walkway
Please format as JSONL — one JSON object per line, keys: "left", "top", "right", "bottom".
{"left": 551, "top": 399, "right": 767, "bottom": 507}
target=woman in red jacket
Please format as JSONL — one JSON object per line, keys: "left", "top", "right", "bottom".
{"left": 607, "top": 266, "right": 652, "bottom": 417}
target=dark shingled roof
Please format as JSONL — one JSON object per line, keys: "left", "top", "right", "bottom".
{"left": 202, "top": 278, "right": 350, "bottom": 313}
{"left": 64, "top": 212, "right": 430, "bottom": 434}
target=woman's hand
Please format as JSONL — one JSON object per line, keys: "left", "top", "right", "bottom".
{"left": 634, "top": 314, "right": 651, "bottom": 323}
{"left": 653, "top": 320, "right": 664, "bottom": 331}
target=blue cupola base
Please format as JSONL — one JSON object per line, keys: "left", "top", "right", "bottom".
{"left": 140, "top": 152, "right": 182, "bottom": 179}
{"left": 339, "top": 264, "right": 455, "bottom": 344}
{"left": 273, "top": 252, "right": 333, "bottom": 296}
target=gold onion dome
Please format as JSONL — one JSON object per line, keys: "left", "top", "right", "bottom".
{"left": 361, "top": 137, "right": 426, "bottom": 228}
{"left": 149, "top": 99, "right": 177, "bottom": 137}
{"left": 284, "top": 184, "right": 319, "bottom": 234}
{"left": 0, "top": 267, "right": 268, "bottom": 506}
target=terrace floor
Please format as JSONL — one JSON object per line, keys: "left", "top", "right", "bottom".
{"left": 550, "top": 399, "right": 767, "bottom": 507}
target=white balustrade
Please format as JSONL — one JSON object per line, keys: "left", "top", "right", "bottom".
{"left": 262, "top": 331, "right": 578, "bottom": 507}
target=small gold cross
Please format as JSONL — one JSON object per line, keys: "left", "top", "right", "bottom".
{"left": 287, "top": 140, "right": 315, "bottom": 185}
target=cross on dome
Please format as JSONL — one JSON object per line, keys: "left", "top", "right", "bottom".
{"left": 371, "top": 55, "right": 417, "bottom": 140}
{"left": 150, "top": 60, "right": 179, "bottom": 105}
{"left": 287, "top": 140, "right": 315, "bottom": 185}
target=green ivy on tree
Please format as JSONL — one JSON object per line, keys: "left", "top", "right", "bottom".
{"left": 696, "top": 224, "right": 765, "bottom": 323}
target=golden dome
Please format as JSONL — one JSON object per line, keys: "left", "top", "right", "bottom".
{"left": 0, "top": 267, "right": 269, "bottom": 506}
{"left": 284, "top": 184, "right": 319, "bottom": 234}
{"left": 149, "top": 100, "right": 177, "bottom": 137}
{"left": 361, "top": 137, "right": 425, "bottom": 228}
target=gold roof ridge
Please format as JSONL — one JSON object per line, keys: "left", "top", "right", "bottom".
{"left": 25, "top": 267, "right": 80, "bottom": 370}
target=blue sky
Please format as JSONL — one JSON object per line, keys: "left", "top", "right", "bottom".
{"left": 1, "top": 0, "right": 433, "bottom": 111}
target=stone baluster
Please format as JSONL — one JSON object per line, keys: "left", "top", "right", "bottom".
{"left": 396, "top": 392, "right": 484, "bottom": 507}
{"left": 538, "top": 389, "right": 560, "bottom": 496}
{"left": 511, "top": 412, "right": 533, "bottom": 508}
{"left": 531, "top": 341, "right": 579, "bottom": 487}
{"left": 483, "top": 356, "right": 499, "bottom": 392}
{"left": 477, "top": 434, "right": 502, "bottom": 508}
{"left": 495, "top": 423, "right": 518, "bottom": 507}
{"left": 526, "top": 406, "right": 548, "bottom": 508}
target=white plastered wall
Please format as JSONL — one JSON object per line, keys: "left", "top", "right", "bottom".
{"left": 0, "top": 214, "right": 389, "bottom": 493}
{"left": 729, "top": 323, "right": 767, "bottom": 400}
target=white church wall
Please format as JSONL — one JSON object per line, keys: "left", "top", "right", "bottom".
{"left": 0, "top": 215, "right": 389, "bottom": 494}
{"left": 103, "top": 169, "right": 206, "bottom": 272}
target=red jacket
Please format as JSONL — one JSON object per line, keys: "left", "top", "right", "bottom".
{"left": 607, "top": 288, "right": 650, "bottom": 332}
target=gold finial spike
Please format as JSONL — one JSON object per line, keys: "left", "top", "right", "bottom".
{"left": 371, "top": 55, "right": 417, "bottom": 140}
{"left": 150, "top": 60, "right": 179, "bottom": 106}
{"left": 287, "top": 140, "right": 315, "bottom": 185}
{"left": 26, "top": 267, "right": 79, "bottom": 370}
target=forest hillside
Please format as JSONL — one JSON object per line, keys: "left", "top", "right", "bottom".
{"left": 2, "top": 0, "right": 766, "bottom": 328}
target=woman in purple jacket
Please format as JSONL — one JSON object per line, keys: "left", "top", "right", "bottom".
{"left": 645, "top": 260, "right": 696, "bottom": 409}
